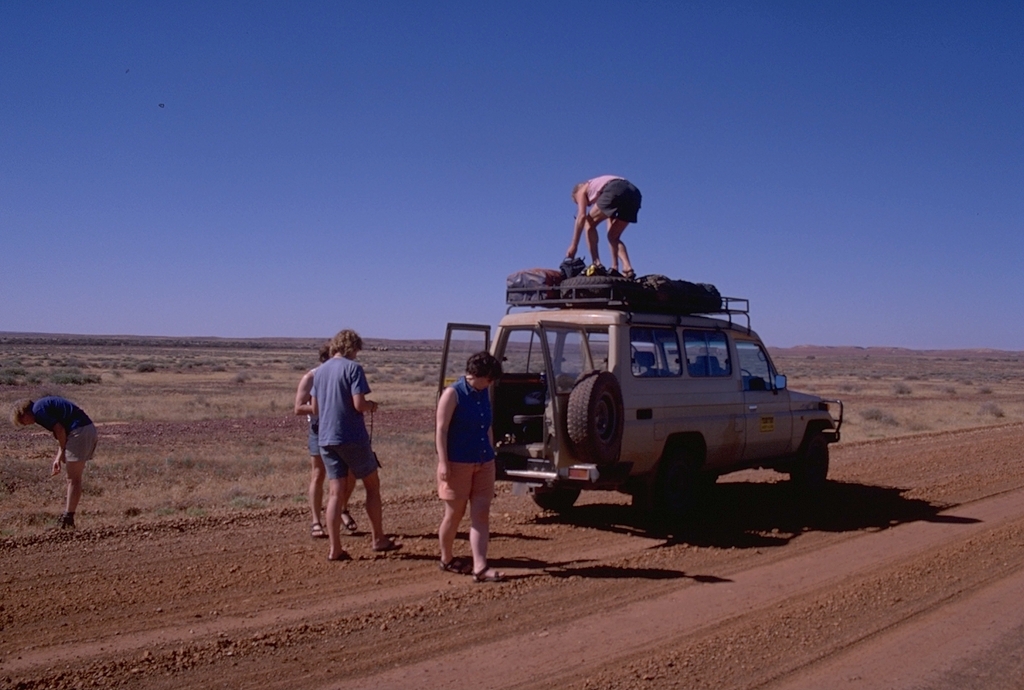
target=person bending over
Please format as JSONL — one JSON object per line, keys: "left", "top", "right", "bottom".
{"left": 12, "top": 396, "right": 98, "bottom": 529}
{"left": 566, "top": 175, "right": 642, "bottom": 278}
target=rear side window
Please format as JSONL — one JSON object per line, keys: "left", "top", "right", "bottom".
{"left": 630, "top": 327, "right": 682, "bottom": 378}
{"left": 501, "top": 329, "right": 545, "bottom": 375}
{"left": 683, "top": 330, "right": 732, "bottom": 377}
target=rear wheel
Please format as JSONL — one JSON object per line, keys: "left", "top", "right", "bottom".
{"left": 789, "top": 433, "right": 830, "bottom": 491}
{"left": 531, "top": 487, "right": 582, "bottom": 513}
{"left": 653, "top": 447, "right": 704, "bottom": 524}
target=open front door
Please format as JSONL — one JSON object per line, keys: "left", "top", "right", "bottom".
{"left": 438, "top": 323, "right": 491, "bottom": 399}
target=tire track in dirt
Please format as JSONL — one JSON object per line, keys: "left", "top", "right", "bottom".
{"left": 311, "top": 487, "right": 1024, "bottom": 690}
{"left": 3, "top": 424, "right": 1024, "bottom": 689}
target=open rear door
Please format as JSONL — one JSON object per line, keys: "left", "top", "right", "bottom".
{"left": 536, "top": 321, "right": 595, "bottom": 468}
{"left": 438, "top": 323, "right": 491, "bottom": 399}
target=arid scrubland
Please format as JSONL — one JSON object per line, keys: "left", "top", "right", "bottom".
{"left": 1, "top": 334, "right": 1022, "bottom": 536}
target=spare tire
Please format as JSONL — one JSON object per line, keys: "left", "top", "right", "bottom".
{"left": 559, "top": 275, "right": 641, "bottom": 302}
{"left": 566, "top": 371, "right": 624, "bottom": 465}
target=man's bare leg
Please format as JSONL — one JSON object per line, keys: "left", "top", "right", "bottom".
{"left": 607, "top": 219, "right": 633, "bottom": 274}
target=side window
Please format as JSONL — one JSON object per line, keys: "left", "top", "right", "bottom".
{"left": 501, "top": 329, "right": 544, "bottom": 375}
{"left": 630, "top": 327, "right": 682, "bottom": 378}
{"left": 683, "top": 330, "right": 732, "bottom": 377}
{"left": 735, "top": 341, "right": 773, "bottom": 391}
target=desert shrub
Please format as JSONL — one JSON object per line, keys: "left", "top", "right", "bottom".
{"left": 135, "top": 362, "right": 157, "bottom": 373}
{"left": 978, "top": 386, "right": 993, "bottom": 395}
{"left": 212, "top": 365, "right": 227, "bottom": 372}
{"left": 0, "top": 372, "right": 21, "bottom": 385}
{"left": 904, "top": 375, "right": 921, "bottom": 381}
{"left": 233, "top": 371, "right": 251, "bottom": 383}
{"left": 892, "top": 382, "right": 912, "bottom": 396}
{"left": 979, "top": 402, "right": 1005, "bottom": 418}
{"left": 861, "top": 408, "right": 899, "bottom": 426}
{"left": 838, "top": 383, "right": 859, "bottom": 393}
{"left": 49, "top": 369, "right": 102, "bottom": 385}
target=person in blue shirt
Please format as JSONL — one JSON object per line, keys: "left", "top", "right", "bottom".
{"left": 12, "top": 396, "right": 98, "bottom": 529}
{"left": 435, "top": 351, "right": 505, "bottom": 583}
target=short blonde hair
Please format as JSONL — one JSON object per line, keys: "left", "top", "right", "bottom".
{"left": 11, "top": 399, "right": 34, "bottom": 427}
{"left": 329, "top": 330, "right": 363, "bottom": 358}
{"left": 572, "top": 181, "right": 587, "bottom": 200}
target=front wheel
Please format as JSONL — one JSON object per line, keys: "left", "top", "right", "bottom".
{"left": 789, "top": 433, "right": 830, "bottom": 491}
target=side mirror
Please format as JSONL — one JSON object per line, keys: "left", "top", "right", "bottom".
{"left": 774, "top": 374, "right": 787, "bottom": 390}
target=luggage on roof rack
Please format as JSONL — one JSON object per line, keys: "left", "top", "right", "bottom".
{"left": 505, "top": 272, "right": 750, "bottom": 329}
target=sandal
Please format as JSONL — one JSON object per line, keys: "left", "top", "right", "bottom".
{"left": 372, "top": 537, "right": 402, "bottom": 553}
{"left": 310, "top": 522, "right": 327, "bottom": 539}
{"left": 472, "top": 567, "right": 505, "bottom": 583}
{"left": 439, "top": 556, "right": 472, "bottom": 575}
{"left": 623, "top": 268, "right": 636, "bottom": 280}
{"left": 340, "top": 510, "right": 358, "bottom": 533}
{"left": 327, "top": 551, "right": 351, "bottom": 562}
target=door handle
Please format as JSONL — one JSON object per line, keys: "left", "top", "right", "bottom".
{"left": 748, "top": 405, "right": 758, "bottom": 411}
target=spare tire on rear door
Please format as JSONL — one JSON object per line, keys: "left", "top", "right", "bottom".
{"left": 567, "top": 371, "right": 624, "bottom": 465}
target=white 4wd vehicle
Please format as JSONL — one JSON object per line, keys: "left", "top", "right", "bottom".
{"left": 439, "top": 277, "right": 843, "bottom": 521}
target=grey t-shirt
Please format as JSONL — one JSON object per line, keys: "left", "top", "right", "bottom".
{"left": 312, "top": 356, "right": 371, "bottom": 446}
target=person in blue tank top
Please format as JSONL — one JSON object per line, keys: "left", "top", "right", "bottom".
{"left": 435, "top": 351, "right": 505, "bottom": 582}
{"left": 12, "top": 396, "right": 98, "bottom": 529}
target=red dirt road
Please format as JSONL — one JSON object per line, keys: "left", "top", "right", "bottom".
{"left": 4, "top": 423, "right": 1024, "bottom": 690}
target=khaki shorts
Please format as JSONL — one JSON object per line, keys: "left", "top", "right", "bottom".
{"left": 65, "top": 424, "right": 97, "bottom": 463}
{"left": 438, "top": 460, "right": 495, "bottom": 502}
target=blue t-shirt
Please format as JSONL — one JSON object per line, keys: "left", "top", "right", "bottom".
{"left": 446, "top": 377, "right": 495, "bottom": 463}
{"left": 31, "top": 396, "right": 92, "bottom": 432}
{"left": 312, "top": 356, "right": 371, "bottom": 447}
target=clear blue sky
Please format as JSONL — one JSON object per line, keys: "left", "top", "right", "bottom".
{"left": 2, "top": 1, "right": 1021, "bottom": 349}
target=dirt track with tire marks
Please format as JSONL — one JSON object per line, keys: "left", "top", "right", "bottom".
{"left": 4, "top": 422, "right": 1024, "bottom": 689}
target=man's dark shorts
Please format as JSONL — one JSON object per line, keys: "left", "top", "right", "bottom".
{"left": 595, "top": 179, "right": 642, "bottom": 224}
{"left": 320, "top": 443, "right": 378, "bottom": 480}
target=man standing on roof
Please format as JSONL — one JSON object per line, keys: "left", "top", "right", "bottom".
{"left": 565, "top": 175, "right": 642, "bottom": 279}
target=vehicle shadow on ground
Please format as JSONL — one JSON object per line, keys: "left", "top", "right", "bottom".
{"left": 534, "top": 480, "right": 974, "bottom": 550}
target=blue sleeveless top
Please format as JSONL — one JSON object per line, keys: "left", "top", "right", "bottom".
{"left": 446, "top": 377, "right": 495, "bottom": 464}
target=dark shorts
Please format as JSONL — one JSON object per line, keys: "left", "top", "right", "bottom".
{"left": 320, "top": 443, "right": 378, "bottom": 481}
{"left": 595, "top": 178, "right": 642, "bottom": 224}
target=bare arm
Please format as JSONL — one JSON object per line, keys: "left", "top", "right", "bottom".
{"left": 352, "top": 393, "right": 378, "bottom": 414}
{"left": 294, "top": 369, "right": 315, "bottom": 416}
{"left": 567, "top": 187, "right": 590, "bottom": 257}
{"left": 435, "top": 387, "right": 457, "bottom": 481}
{"left": 51, "top": 423, "right": 67, "bottom": 475}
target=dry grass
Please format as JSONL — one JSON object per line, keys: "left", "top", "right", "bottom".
{"left": 2, "top": 335, "right": 1022, "bottom": 536}
{"left": 771, "top": 347, "right": 1024, "bottom": 442}
{"left": 0, "top": 335, "right": 440, "bottom": 535}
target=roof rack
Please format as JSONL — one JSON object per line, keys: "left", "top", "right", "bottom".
{"left": 506, "top": 284, "right": 751, "bottom": 332}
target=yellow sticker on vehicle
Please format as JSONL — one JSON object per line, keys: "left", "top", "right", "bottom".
{"left": 760, "top": 416, "right": 775, "bottom": 433}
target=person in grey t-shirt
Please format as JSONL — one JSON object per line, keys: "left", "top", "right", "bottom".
{"left": 312, "top": 329, "right": 400, "bottom": 561}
